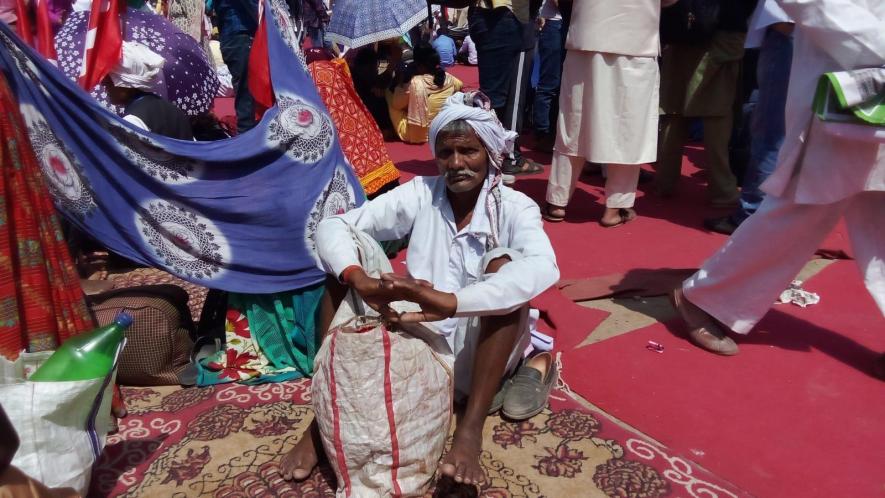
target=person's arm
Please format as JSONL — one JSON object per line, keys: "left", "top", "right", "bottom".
{"left": 451, "top": 204, "right": 559, "bottom": 317}
{"left": 316, "top": 179, "right": 424, "bottom": 280}
{"left": 386, "top": 202, "right": 559, "bottom": 322}
{"left": 777, "top": 0, "right": 885, "bottom": 67}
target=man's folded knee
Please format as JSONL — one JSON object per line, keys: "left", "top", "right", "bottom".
{"left": 484, "top": 255, "right": 512, "bottom": 274}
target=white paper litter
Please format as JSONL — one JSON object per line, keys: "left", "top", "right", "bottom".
{"left": 777, "top": 280, "right": 821, "bottom": 307}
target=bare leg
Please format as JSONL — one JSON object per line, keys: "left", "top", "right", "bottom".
{"left": 280, "top": 276, "right": 348, "bottom": 481}
{"left": 600, "top": 164, "right": 640, "bottom": 227}
{"left": 440, "top": 256, "right": 525, "bottom": 486}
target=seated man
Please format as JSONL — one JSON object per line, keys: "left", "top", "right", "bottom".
{"left": 432, "top": 26, "right": 457, "bottom": 68}
{"left": 387, "top": 43, "right": 463, "bottom": 144}
{"left": 280, "top": 92, "right": 559, "bottom": 487}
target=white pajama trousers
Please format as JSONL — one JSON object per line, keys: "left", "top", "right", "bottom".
{"left": 546, "top": 153, "right": 641, "bottom": 209}
{"left": 683, "top": 191, "right": 885, "bottom": 335}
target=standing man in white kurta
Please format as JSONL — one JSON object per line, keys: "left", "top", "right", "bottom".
{"left": 672, "top": 0, "right": 885, "bottom": 367}
{"left": 543, "top": 0, "right": 676, "bottom": 227}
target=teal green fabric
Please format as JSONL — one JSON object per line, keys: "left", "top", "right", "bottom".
{"left": 196, "top": 282, "right": 325, "bottom": 386}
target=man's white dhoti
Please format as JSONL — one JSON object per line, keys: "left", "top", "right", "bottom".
{"left": 683, "top": 192, "right": 885, "bottom": 334}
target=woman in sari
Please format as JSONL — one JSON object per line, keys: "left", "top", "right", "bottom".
{"left": 387, "top": 43, "right": 463, "bottom": 145}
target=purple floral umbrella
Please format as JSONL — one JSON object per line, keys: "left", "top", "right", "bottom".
{"left": 55, "top": 8, "right": 219, "bottom": 116}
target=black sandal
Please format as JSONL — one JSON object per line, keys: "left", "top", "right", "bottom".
{"left": 502, "top": 157, "right": 544, "bottom": 176}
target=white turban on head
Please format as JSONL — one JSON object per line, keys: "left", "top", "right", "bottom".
{"left": 428, "top": 91, "right": 517, "bottom": 170}
{"left": 108, "top": 41, "right": 165, "bottom": 91}
{"left": 428, "top": 92, "right": 518, "bottom": 249}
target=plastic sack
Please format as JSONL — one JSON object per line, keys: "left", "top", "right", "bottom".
{"left": 0, "top": 347, "right": 121, "bottom": 495}
{"left": 312, "top": 315, "right": 453, "bottom": 497}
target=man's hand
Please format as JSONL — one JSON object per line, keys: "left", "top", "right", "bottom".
{"left": 380, "top": 274, "right": 457, "bottom": 323}
{"left": 348, "top": 269, "right": 403, "bottom": 320}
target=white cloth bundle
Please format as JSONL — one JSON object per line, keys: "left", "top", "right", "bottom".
{"left": 108, "top": 41, "right": 165, "bottom": 91}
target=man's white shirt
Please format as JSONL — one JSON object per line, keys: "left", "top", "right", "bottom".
{"left": 316, "top": 175, "right": 560, "bottom": 337}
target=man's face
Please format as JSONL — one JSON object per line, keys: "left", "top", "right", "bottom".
{"left": 104, "top": 78, "right": 132, "bottom": 107}
{"left": 435, "top": 129, "right": 489, "bottom": 194}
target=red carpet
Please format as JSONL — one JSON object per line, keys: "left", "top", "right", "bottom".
{"left": 558, "top": 260, "right": 885, "bottom": 498}
{"left": 207, "top": 63, "right": 874, "bottom": 497}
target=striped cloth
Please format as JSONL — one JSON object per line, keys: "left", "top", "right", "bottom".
{"left": 0, "top": 72, "right": 94, "bottom": 360}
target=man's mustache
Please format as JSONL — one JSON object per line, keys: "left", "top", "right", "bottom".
{"left": 445, "top": 169, "right": 479, "bottom": 179}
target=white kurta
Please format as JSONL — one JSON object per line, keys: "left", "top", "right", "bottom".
{"left": 316, "top": 175, "right": 560, "bottom": 391}
{"left": 761, "top": 0, "right": 885, "bottom": 204}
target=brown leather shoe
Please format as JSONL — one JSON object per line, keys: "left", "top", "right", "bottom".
{"left": 669, "top": 288, "right": 739, "bottom": 356}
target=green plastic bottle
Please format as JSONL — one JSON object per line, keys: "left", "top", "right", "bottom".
{"left": 29, "top": 313, "right": 132, "bottom": 382}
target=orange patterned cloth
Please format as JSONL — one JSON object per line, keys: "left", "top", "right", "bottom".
{"left": 0, "top": 73, "right": 94, "bottom": 360}
{"left": 308, "top": 59, "right": 400, "bottom": 195}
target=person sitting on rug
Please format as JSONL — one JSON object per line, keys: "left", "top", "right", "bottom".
{"left": 387, "top": 43, "right": 463, "bottom": 145}
{"left": 105, "top": 41, "right": 194, "bottom": 141}
{"left": 280, "top": 91, "right": 560, "bottom": 487}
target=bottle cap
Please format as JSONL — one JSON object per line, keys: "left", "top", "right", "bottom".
{"left": 114, "top": 312, "right": 134, "bottom": 328}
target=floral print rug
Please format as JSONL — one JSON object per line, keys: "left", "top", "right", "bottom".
{"left": 91, "top": 381, "right": 748, "bottom": 497}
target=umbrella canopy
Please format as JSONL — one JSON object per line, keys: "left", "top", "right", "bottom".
{"left": 326, "top": 0, "right": 428, "bottom": 48}
{"left": 55, "top": 8, "right": 219, "bottom": 116}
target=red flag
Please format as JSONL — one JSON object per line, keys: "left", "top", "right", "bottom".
{"left": 35, "top": 0, "right": 56, "bottom": 61}
{"left": 14, "top": 0, "right": 33, "bottom": 45}
{"left": 247, "top": 0, "right": 273, "bottom": 118}
{"left": 79, "top": 0, "right": 124, "bottom": 90}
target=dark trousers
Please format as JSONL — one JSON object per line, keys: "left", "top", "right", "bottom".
{"left": 469, "top": 7, "right": 523, "bottom": 110}
{"left": 532, "top": 19, "right": 565, "bottom": 134}
{"left": 221, "top": 33, "right": 257, "bottom": 134}
{"left": 732, "top": 29, "right": 793, "bottom": 223}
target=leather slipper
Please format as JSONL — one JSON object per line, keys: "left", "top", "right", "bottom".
{"left": 669, "top": 288, "right": 739, "bottom": 356}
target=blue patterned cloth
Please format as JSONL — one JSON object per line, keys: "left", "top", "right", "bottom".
{"left": 0, "top": 0, "right": 365, "bottom": 294}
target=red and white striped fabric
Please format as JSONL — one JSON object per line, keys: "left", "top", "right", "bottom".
{"left": 312, "top": 317, "right": 453, "bottom": 497}
{"left": 78, "top": 0, "right": 123, "bottom": 90}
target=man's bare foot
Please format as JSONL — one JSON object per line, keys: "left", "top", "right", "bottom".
{"left": 439, "top": 425, "right": 486, "bottom": 486}
{"left": 280, "top": 421, "right": 323, "bottom": 481}
{"left": 600, "top": 207, "right": 636, "bottom": 228}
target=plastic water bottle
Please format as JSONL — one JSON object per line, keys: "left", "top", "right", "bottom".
{"left": 29, "top": 313, "right": 132, "bottom": 382}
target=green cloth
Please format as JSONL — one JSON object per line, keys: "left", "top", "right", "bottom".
{"left": 660, "top": 31, "right": 746, "bottom": 117}
{"left": 195, "top": 283, "right": 325, "bottom": 386}
{"left": 814, "top": 68, "right": 885, "bottom": 126}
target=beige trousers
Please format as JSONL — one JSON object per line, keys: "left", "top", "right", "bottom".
{"left": 683, "top": 192, "right": 885, "bottom": 335}
{"left": 546, "top": 153, "right": 641, "bottom": 209}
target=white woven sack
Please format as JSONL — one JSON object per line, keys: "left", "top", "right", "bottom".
{"left": 312, "top": 316, "right": 453, "bottom": 497}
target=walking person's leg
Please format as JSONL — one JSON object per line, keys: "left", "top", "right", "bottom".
{"left": 677, "top": 195, "right": 848, "bottom": 354}
{"left": 220, "top": 33, "right": 257, "bottom": 134}
{"left": 600, "top": 164, "right": 641, "bottom": 227}
{"left": 701, "top": 114, "right": 740, "bottom": 206}
{"left": 532, "top": 18, "right": 563, "bottom": 147}
{"left": 734, "top": 29, "right": 793, "bottom": 222}
{"left": 654, "top": 114, "right": 689, "bottom": 196}
{"left": 544, "top": 152, "right": 583, "bottom": 221}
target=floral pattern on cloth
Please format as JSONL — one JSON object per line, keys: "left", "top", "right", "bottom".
{"left": 307, "top": 59, "right": 400, "bottom": 195}
{"left": 202, "top": 309, "right": 300, "bottom": 383}
{"left": 91, "top": 384, "right": 751, "bottom": 498}
{"left": 196, "top": 284, "right": 324, "bottom": 386}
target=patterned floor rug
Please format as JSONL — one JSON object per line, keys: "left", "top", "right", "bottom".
{"left": 91, "top": 381, "right": 748, "bottom": 497}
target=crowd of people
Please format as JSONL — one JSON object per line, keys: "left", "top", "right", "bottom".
{"left": 0, "top": 0, "right": 882, "bottom": 495}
